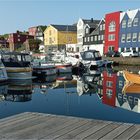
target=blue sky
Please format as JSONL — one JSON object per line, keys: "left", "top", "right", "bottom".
{"left": 0, "top": 0, "right": 140, "bottom": 34}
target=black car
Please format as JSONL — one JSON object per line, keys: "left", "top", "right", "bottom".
{"left": 105, "top": 51, "right": 120, "bottom": 57}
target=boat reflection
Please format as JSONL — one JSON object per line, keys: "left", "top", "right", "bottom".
{"left": 52, "top": 74, "right": 76, "bottom": 89}
{"left": 76, "top": 69, "right": 102, "bottom": 96}
{"left": 33, "top": 75, "right": 57, "bottom": 94}
{"left": 0, "top": 79, "right": 33, "bottom": 102}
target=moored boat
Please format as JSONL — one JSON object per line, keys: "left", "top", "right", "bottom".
{"left": 55, "top": 63, "right": 72, "bottom": 73}
{"left": 0, "top": 52, "right": 32, "bottom": 80}
{"left": 32, "top": 62, "right": 56, "bottom": 76}
{"left": 123, "top": 70, "right": 140, "bottom": 84}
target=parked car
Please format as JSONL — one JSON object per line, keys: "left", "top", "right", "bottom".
{"left": 120, "top": 50, "right": 139, "bottom": 57}
{"left": 104, "top": 51, "right": 120, "bottom": 57}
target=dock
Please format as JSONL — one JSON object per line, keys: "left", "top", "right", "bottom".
{"left": 1, "top": 112, "right": 140, "bottom": 139}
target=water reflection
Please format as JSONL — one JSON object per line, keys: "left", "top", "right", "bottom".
{"left": 0, "top": 79, "right": 33, "bottom": 102}
{"left": 1, "top": 67, "right": 140, "bottom": 123}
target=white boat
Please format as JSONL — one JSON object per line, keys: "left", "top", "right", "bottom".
{"left": 32, "top": 61, "right": 56, "bottom": 76}
{"left": 1, "top": 52, "right": 32, "bottom": 80}
{"left": 55, "top": 63, "right": 72, "bottom": 73}
{"left": 0, "top": 60, "right": 8, "bottom": 82}
{"left": 65, "top": 50, "right": 108, "bottom": 70}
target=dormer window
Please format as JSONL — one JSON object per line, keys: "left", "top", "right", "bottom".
{"left": 122, "top": 20, "right": 126, "bottom": 28}
{"left": 86, "top": 28, "right": 89, "bottom": 34}
{"left": 133, "top": 18, "right": 139, "bottom": 26}
{"left": 109, "top": 21, "right": 116, "bottom": 32}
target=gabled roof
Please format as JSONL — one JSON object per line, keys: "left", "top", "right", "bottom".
{"left": 51, "top": 24, "right": 77, "bottom": 32}
{"left": 82, "top": 19, "right": 100, "bottom": 25}
{"left": 39, "top": 26, "right": 47, "bottom": 32}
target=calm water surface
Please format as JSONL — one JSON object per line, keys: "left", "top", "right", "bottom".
{"left": 1, "top": 67, "right": 140, "bottom": 124}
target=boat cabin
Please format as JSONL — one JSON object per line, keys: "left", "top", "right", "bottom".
{"left": 0, "top": 52, "right": 31, "bottom": 67}
{"left": 80, "top": 50, "right": 102, "bottom": 61}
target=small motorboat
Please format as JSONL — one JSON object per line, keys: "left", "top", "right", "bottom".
{"left": 32, "top": 62, "right": 56, "bottom": 76}
{"left": 0, "top": 52, "right": 32, "bottom": 80}
{"left": 123, "top": 70, "right": 140, "bottom": 84}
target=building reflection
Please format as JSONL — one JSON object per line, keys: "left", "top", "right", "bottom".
{"left": 96, "top": 69, "right": 140, "bottom": 114}
{"left": 0, "top": 79, "right": 33, "bottom": 102}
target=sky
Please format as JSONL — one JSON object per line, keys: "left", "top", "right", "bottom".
{"left": 0, "top": 0, "right": 140, "bottom": 34}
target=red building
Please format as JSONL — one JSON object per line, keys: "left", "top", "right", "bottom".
{"left": 104, "top": 11, "right": 121, "bottom": 54}
{"left": 8, "top": 31, "right": 34, "bottom": 51}
{"left": 28, "top": 26, "right": 37, "bottom": 37}
{"left": 102, "top": 71, "right": 117, "bottom": 107}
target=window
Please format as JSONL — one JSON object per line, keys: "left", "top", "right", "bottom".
{"left": 87, "top": 37, "right": 90, "bottom": 42}
{"left": 100, "top": 25, "right": 103, "bottom": 31}
{"left": 133, "top": 18, "right": 138, "bottom": 26}
{"left": 18, "top": 38, "right": 20, "bottom": 42}
{"left": 84, "top": 37, "right": 87, "bottom": 42}
{"left": 128, "top": 19, "right": 132, "bottom": 27}
{"left": 94, "top": 36, "right": 97, "bottom": 41}
{"left": 101, "top": 35, "right": 104, "bottom": 40}
{"left": 127, "top": 33, "right": 131, "bottom": 42}
{"left": 108, "top": 34, "right": 115, "bottom": 41}
{"left": 86, "top": 28, "right": 89, "bottom": 34}
{"left": 121, "top": 34, "right": 126, "bottom": 43}
{"left": 132, "top": 33, "right": 137, "bottom": 42}
{"left": 138, "top": 33, "right": 140, "bottom": 42}
{"left": 91, "top": 36, "right": 94, "bottom": 41}
{"left": 108, "top": 46, "right": 114, "bottom": 51}
{"left": 109, "top": 21, "right": 116, "bottom": 32}
{"left": 106, "top": 89, "right": 113, "bottom": 98}
{"left": 122, "top": 20, "right": 127, "bottom": 28}
{"left": 103, "top": 24, "right": 105, "bottom": 30}
{"left": 98, "top": 35, "right": 101, "bottom": 41}
{"left": 106, "top": 81, "right": 113, "bottom": 87}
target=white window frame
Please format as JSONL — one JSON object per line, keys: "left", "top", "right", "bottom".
{"left": 127, "top": 33, "right": 131, "bottom": 42}
{"left": 108, "top": 34, "right": 115, "bottom": 41}
{"left": 132, "top": 33, "right": 137, "bottom": 42}
{"left": 109, "top": 21, "right": 116, "bottom": 32}
{"left": 121, "top": 34, "right": 126, "bottom": 43}
{"left": 100, "top": 25, "right": 103, "bottom": 31}
{"left": 86, "top": 28, "right": 89, "bottom": 34}
{"left": 106, "top": 89, "right": 113, "bottom": 98}
{"left": 94, "top": 36, "right": 97, "bottom": 41}
{"left": 91, "top": 36, "right": 94, "bottom": 41}
{"left": 133, "top": 18, "right": 139, "bottom": 26}
{"left": 98, "top": 35, "right": 101, "bottom": 41}
{"left": 87, "top": 37, "right": 90, "bottom": 42}
{"left": 122, "top": 20, "right": 127, "bottom": 28}
{"left": 106, "top": 81, "right": 113, "bottom": 87}
{"left": 138, "top": 33, "right": 140, "bottom": 42}
{"left": 128, "top": 19, "right": 132, "bottom": 27}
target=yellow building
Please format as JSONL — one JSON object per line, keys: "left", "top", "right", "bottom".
{"left": 44, "top": 24, "right": 77, "bottom": 52}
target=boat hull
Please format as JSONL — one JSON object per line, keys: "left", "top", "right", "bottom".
{"left": 55, "top": 63, "right": 72, "bottom": 73}
{"left": 6, "top": 67, "right": 32, "bottom": 80}
{"left": 33, "top": 65, "right": 56, "bottom": 76}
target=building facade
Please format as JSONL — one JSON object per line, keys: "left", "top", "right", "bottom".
{"left": 119, "top": 9, "right": 140, "bottom": 52}
{"left": 28, "top": 26, "right": 37, "bottom": 37}
{"left": 44, "top": 24, "right": 77, "bottom": 52}
{"left": 35, "top": 26, "right": 47, "bottom": 42}
{"left": 83, "top": 19, "right": 105, "bottom": 55}
{"left": 104, "top": 11, "right": 121, "bottom": 54}
{"left": 8, "top": 31, "right": 34, "bottom": 51}
{"left": 77, "top": 18, "right": 100, "bottom": 52}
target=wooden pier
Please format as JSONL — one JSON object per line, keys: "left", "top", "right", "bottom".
{"left": 1, "top": 112, "right": 140, "bottom": 139}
